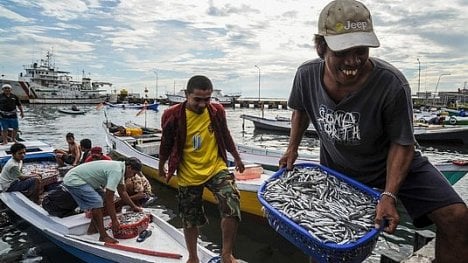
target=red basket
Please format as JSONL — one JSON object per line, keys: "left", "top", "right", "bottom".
{"left": 110, "top": 212, "right": 152, "bottom": 239}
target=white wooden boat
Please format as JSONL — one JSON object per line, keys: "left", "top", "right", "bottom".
{"left": 0, "top": 154, "right": 219, "bottom": 263}
{"left": 104, "top": 102, "right": 159, "bottom": 111}
{"left": 440, "top": 108, "right": 466, "bottom": 117}
{"left": 0, "top": 192, "right": 218, "bottom": 263}
{"left": 240, "top": 114, "right": 317, "bottom": 136}
{"left": 0, "top": 139, "right": 55, "bottom": 166}
{"left": 58, "top": 108, "right": 87, "bottom": 115}
{"left": 443, "top": 116, "right": 468, "bottom": 125}
{"left": 103, "top": 121, "right": 272, "bottom": 217}
{"left": 229, "top": 144, "right": 319, "bottom": 171}
{"left": 414, "top": 110, "right": 468, "bottom": 125}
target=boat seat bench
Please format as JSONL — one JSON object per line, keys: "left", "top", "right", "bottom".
{"left": 119, "top": 135, "right": 161, "bottom": 144}
{"left": 9, "top": 192, "right": 91, "bottom": 235}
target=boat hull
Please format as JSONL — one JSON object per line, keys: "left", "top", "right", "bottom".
{"left": 146, "top": 166, "right": 264, "bottom": 217}
{"left": 105, "top": 102, "right": 159, "bottom": 111}
{"left": 30, "top": 97, "right": 105, "bottom": 104}
{"left": 0, "top": 191, "right": 218, "bottom": 263}
{"left": 0, "top": 140, "right": 55, "bottom": 164}
{"left": 240, "top": 114, "right": 317, "bottom": 136}
{"left": 443, "top": 116, "right": 468, "bottom": 125}
{"left": 0, "top": 80, "right": 32, "bottom": 101}
{"left": 58, "top": 109, "right": 86, "bottom": 115}
{"left": 43, "top": 231, "right": 117, "bottom": 263}
{"left": 0, "top": 152, "right": 218, "bottom": 263}
{"left": 414, "top": 125, "right": 468, "bottom": 144}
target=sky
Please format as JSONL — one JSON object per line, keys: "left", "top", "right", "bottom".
{"left": 0, "top": 0, "right": 467, "bottom": 99}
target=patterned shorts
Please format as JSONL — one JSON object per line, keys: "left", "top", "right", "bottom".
{"left": 177, "top": 169, "right": 241, "bottom": 228}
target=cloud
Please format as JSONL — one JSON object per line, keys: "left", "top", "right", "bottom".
{"left": 0, "top": 0, "right": 466, "bottom": 97}
{"left": 0, "top": 5, "right": 30, "bottom": 22}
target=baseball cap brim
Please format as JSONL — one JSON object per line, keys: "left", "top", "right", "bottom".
{"left": 324, "top": 31, "right": 380, "bottom": 51}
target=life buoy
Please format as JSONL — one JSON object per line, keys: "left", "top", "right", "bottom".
{"left": 449, "top": 117, "right": 457, "bottom": 125}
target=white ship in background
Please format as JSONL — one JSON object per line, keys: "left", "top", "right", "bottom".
{"left": 0, "top": 51, "right": 112, "bottom": 104}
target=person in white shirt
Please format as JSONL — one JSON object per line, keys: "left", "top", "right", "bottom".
{"left": 0, "top": 143, "right": 41, "bottom": 203}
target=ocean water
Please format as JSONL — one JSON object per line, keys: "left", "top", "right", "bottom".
{"left": 0, "top": 103, "right": 466, "bottom": 263}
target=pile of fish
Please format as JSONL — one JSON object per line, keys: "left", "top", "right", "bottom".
{"left": 118, "top": 212, "right": 149, "bottom": 225}
{"left": 22, "top": 161, "right": 60, "bottom": 180}
{"left": 262, "top": 166, "right": 377, "bottom": 245}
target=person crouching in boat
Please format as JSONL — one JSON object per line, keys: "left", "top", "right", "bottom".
{"left": 62, "top": 157, "right": 143, "bottom": 243}
{"left": 121, "top": 171, "right": 154, "bottom": 207}
{"left": 0, "top": 143, "right": 41, "bottom": 204}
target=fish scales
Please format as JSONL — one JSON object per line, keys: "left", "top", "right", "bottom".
{"left": 263, "top": 167, "right": 377, "bottom": 244}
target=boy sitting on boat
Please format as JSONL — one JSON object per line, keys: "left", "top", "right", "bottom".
{"left": 54, "top": 132, "right": 81, "bottom": 167}
{"left": 0, "top": 143, "right": 42, "bottom": 204}
{"left": 79, "top": 138, "right": 92, "bottom": 164}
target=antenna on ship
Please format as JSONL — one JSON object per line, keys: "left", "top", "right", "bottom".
{"left": 47, "top": 48, "right": 53, "bottom": 68}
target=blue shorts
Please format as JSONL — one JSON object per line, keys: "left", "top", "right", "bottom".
{"left": 7, "top": 177, "right": 39, "bottom": 194}
{"left": 0, "top": 118, "right": 19, "bottom": 130}
{"left": 64, "top": 184, "right": 105, "bottom": 210}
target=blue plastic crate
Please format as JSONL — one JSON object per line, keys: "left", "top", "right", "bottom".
{"left": 258, "top": 162, "right": 381, "bottom": 263}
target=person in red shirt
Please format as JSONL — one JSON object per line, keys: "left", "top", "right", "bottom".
{"left": 84, "top": 146, "right": 112, "bottom": 162}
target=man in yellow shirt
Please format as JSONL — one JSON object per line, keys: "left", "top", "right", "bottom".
{"left": 159, "top": 75, "right": 245, "bottom": 263}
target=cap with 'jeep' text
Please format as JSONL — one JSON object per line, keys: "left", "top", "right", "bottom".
{"left": 318, "top": 0, "right": 380, "bottom": 51}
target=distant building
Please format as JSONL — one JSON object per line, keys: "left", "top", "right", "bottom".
{"left": 413, "top": 89, "right": 468, "bottom": 108}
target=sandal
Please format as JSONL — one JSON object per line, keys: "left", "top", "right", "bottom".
{"left": 136, "top": 229, "right": 152, "bottom": 242}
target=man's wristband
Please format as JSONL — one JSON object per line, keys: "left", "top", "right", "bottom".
{"left": 380, "top": 191, "right": 397, "bottom": 203}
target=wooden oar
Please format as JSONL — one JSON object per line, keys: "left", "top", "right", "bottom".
{"left": 65, "top": 234, "right": 183, "bottom": 259}
{"left": 104, "top": 242, "right": 182, "bottom": 259}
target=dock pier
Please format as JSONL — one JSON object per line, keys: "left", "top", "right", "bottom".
{"left": 157, "top": 97, "right": 289, "bottom": 109}
{"left": 231, "top": 97, "right": 288, "bottom": 109}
